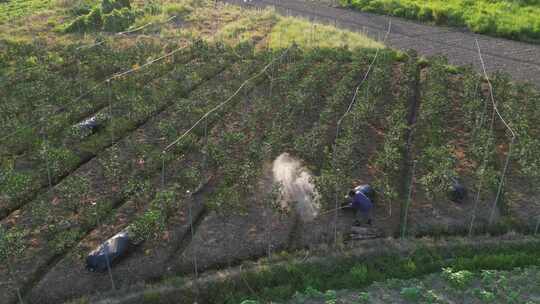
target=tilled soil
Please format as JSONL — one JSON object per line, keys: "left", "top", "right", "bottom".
{"left": 222, "top": 0, "right": 540, "bottom": 86}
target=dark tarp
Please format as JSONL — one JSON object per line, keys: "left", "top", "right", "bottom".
{"left": 78, "top": 116, "right": 99, "bottom": 130}
{"left": 86, "top": 231, "right": 130, "bottom": 272}
{"left": 73, "top": 115, "right": 105, "bottom": 138}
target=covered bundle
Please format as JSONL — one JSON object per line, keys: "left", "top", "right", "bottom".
{"left": 86, "top": 231, "right": 130, "bottom": 272}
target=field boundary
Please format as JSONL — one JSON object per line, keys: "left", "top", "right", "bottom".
{"left": 87, "top": 234, "right": 540, "bottom": 304}
{"left": 221, "top": 0, "right": 540, "bottom": 86}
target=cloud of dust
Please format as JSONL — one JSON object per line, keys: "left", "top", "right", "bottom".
{"left": 272, "top": 153, "right": 320, "bottom": 222}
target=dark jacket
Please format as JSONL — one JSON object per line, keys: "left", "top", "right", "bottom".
{"left": 352, "top": 190, "right": 373, "bottom": 213}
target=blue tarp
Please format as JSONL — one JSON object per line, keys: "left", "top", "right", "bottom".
{"left": 86, "top": 231, "right": 130, "bottom": 272}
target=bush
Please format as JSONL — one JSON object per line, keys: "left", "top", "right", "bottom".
{"left": 356, "top": 292, "right": 370, "bottom": 303}
{"left": 304, "top": 286, "right": 323, "bottom": 297}
{"left": 350, "top": 265, "right": 369, "bottom": 284}
{"left": 143, "top": 1, "right": 162, "bottom": 15}
{"left": 0, "top": 170, "right": 31, "bottom": 199}
{"left": 63, "top": 0, "right": 136, "bottom": 33}
{"left": 164, "top": 3, "right": 193, "bottom": 17}
{"left": 101, "top": 0, "right": 130, "bottom": 14}
{"left": 400, "top": 286, "right": 422, "bottom": 302}
{"left": 0, "top": 227, "right": 26, "bottom": 265}
{"left": 50, "top": 228, "right": 83, "bottom": 254}
{"left": 474, "top": 289, "right": 496, "bottom": 302}
{"left": 442, "top": 267, "right": 474, "bottom": 289}
{"left": 129, "top": 209, "right": 165, "bottom": 243}
{"left": 64, "top": 7, "right": 103, "bottom": 33}
{"left": 102, "top": 7, "right": 137, "bottom": 32}
{"left": 68, "top": 1, "right": 93, "bottom": 16}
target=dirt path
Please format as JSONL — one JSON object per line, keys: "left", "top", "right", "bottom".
{"left": 223, "top": 0, "right": 540, "bottom": 86}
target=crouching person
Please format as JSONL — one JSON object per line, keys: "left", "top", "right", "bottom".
{"left": 348, "top": 185, "right": 374, "bottom": 226}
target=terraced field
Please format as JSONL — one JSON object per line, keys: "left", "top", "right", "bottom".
{"left": 1, "top": 0, "right": 539, "bottom": 303}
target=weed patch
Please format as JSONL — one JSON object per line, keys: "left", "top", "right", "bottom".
{"left": 63, "top": 0, "right": 137, "bottom": 33}
{"left": 214, "top": 240, "right": 540, "bottom": 302}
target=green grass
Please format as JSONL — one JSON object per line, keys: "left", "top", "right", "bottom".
{"left": 292, "top": 266, "right": 540, "bottom": 303}
{"left": 269, "top": 16, "right": 384, "bottom": 50}
{"left": 341, "top": 0, "right": 540, "bottom": 43}
{"left": 0, "top": 0, "right": 55, "bottom": 23}
{"left": 224, "top": 241, "right": 540, "bottom": 302}
{"left": 215, "top": 7, "right": 383, "bottom": 50}
{"left": 103, "top": 239, "right": 540, "bottom": 303}
{"left": 217, "top": 8, "right": 278, "bottom": 45}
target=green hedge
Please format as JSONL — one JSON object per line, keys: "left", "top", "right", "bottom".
{"left": 63, "top": 0, "right": 137, "bottom": 33}
{"left": 341, "top": 0, "right": 540, "bottom": 43}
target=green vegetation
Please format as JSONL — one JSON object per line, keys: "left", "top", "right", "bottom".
{"left": 415, "top": 57, "right": 456, "bottom": 201}
{"left": 341, "top": 0, "right": 540, "bottom": 43}
{"left": 63, "top": 0, "right": 137, "bottom": 33}
{"left": 269, "top": 16, "right": 384, "bottom": 50}
{"left": 128, "top": 239, "right": 540, "bottom": 303}
{"left": 128, "top": 190, "right": 176, "bottom": 243}
{"left": 0, "top": 0, "right": 55, "bottom": 23}
{"left": 1, "top": 0, "right": 539, "bottom": 302}
{"left": 289, "top": 266, "right": 540, "bottom": 303}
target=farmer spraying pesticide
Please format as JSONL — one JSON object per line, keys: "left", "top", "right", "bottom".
{"left": 345, "top": 184, "right": 374, "bottom": 226}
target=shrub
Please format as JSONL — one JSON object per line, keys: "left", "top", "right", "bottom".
{"left": 129, "top": 209, "right": 165, "bottom": 243}
{"left": 442, "top": 267, "right": 474, "bottom": 289}
{"left": 402, "top": 259, "right": 417, "bottom": 273}
{"left": 64, "top": 7, "right": 103, "bottom": 33}
{"left": 0, "top": 227, "right": 26, "bottom": 266}
{"left": 80, "top": 200, "right": 114, "bottom": 228}
{"left": 466, "top": 13, "right": 497, "bottom": 35}
{"left": 418, "top": 6, "right": 433, "bottom": 21}
{"left": 101, "top": 0, "right": 130, "bottom": 14}
{"left": 102, "top": 7, "right": 137, "bottom": 32}
{"left": 128, "top": 190, "right": 176, "bottom": 243}
{"left": 356, "top": 292, "right": 370, "bottom": 303}
{"left": 304, "top": 286, "right": 324, "bottom": 297}
{"left": 63, "top": 0, "right": 136, "bottom": 33}
{"left": 84, "top": 7, "right": 105, "bottom": 29}
{"left": 474, "top": 289, "right": 496, "bottom": 302}
{"left": 480, "top": 269, "right": 496, "bottom": 285}
{"left": 0, "top": 170, "right": 31, "bottom": 199}
{"left": 143, "top": 1, "right": 162, "bottom": 15}
{"left": 68, "top": 0, "right": 94, "bottom": 16}
{"left": 400, "top": 286, "right": 423, "bottom": 302}
{"left": 50, "top": 228, "right": 83, "bottom": 254}
{"left": 164, "top": 3, "right": 193, "bottom": 17}
{"left": 324, "top": 289, "right": 337, "bottom": 301}
{"left": 350, "top": 265, "right": 369, "bottom": 284}
{"left": 150, "top": 190, "right": 176, "bottom": 218}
